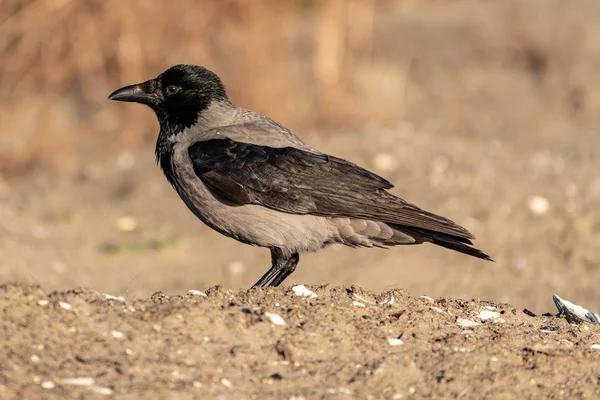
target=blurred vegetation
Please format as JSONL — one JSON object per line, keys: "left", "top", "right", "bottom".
{"left": 0, "top": 0, "right": 599, "bottom": 178}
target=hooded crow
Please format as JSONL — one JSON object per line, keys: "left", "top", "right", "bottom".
{"left": 109, "top": 64, "right": 492, "bottom": 288}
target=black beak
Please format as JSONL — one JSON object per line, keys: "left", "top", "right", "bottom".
{"left": 108, "top": 81, "right": 156, "bottom": 105}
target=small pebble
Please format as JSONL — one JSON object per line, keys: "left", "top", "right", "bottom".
{"left": 111, "top": 330, "right": 124, "bottom": 339}
{"left": 37, "top": 299, "right": 49, "bottom": 306}
{"left": 188, "top": 290, "right": 207, "bottom": 297}
{"left": 591, "top": 344, "right": 600, "bottom": 350}
{"left": 125, "top": 349, "right": 134, "bottom": 355}
{"left": 116, "top": 216, "right": 137, "bottom": 232}
{"left": 456, "top": 318, "right": 480, "bottom": 328}
{"left": 221, "top": 378, "right": 233, "bottom": 388}
{"left": 491, "top": 357, "right": 498, "bottom": 362}
{"left": 387, "top": 338, "right": 404, "bottom": 346}
{"left": 478, "top": 310, "right": 501, "bottom": 320}
{"left": 528, "top": 195, "right": 550, "bottom": 215}
{"left": 292, "top": 285, "right": 317, "bottom": 299}
{"left": 264, "top": 312, "right": 286, "bottom": 326}
{"left": 430, "top": 306, "right": 446, "bottom": 314}
{"left": 103, "top": 294, "right": 126, "bottom": 303}
{"left": 58, "top": 301, "right": 72, "bottom": 310}
{"left": 41, "top": 380, "right": 55, "bottom": 389}
{"left": 352, "top": 301, "right": 366, "bottom": 308}
{"left": 60, "top": 377, "right": 94, "bottom": 386}
{"left": 30, "top": 355, "right": 40, "bottom": 363}
{"left": 92, "top": 386, "right": 114, "bottom": 395}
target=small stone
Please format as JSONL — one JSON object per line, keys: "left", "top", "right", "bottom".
{"left": 125, "top": 349, "right": 134, "bottom": 355}
{"left": 37, "top": 299, "right": 49, "bottom": 306}
{"left": 58, "top": 301, "right": 72, "bottom": 310}
{"left": 591, "top": 344, "right": 600, "bottom": 350}
{"left": 188, "top": 290, "right": 207, "bottom": 297}
{"left": 352, "top": 301, "right": 366, "bottom": 308}
{"left": 221, "top": 378, "right": 233, "bottom": 388}
{"left": 478, "top": 310, "right": 501, "bottom": 320}
{"left": 30, "top": 355, "right": 40, "bottom": 363}
{"left": 528, "top": 196, "right": 550, "bottom": 215}
{"left": 92, "top": 386, "right": 114, "bottom": 395}
{"left": 111, "top": 330, "right": 124, "bottom": 339}
{"left": 41, "top": 380, "right": 55, "bottom": 389}
{"left": 387, "top": 338, "right": 404, "bottom": 346}
{"left": 60, "top": 377, "right": 94, "bottom": 386}
{"left": 456, "top": 318, "right": 480, "bottom": 328}
{"left": 103, "top": 294, "right": 126, "bottom": 303}
{"left": 116, "top": 216, "right": 137, "bottom": 232}
{"left": 264, "top": 312, "right": 286, "bottom": 326}
{"left": 193, "top": 381, "right": 202, "bottom": 388}
{"left": 292, "top": 285, "right": 317, "bottom": 299}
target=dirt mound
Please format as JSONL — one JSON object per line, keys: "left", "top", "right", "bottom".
{"left": 2, "top": 283, "right": 598, "bottom": 399}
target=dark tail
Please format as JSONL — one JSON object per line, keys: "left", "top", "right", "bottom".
{"left": 393, "top": 225, "right": 494, "bottom": 262}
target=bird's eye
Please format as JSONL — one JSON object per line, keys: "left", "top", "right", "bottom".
{"left": 166, "top": 85, "right": 181, "bottom": 95}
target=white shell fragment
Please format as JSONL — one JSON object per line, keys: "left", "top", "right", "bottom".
{"left": 37, "top": 299, "right": 49, "bottom": 306}
{"left": 352, "top": 301, "right": 366, "bottom": 308}
{"left": 419, "top": 295, "right": 434, "bottom": 303}
{"left": 188, "top": 290, "right": 207, "bottom": 297}
{"left": 552, "top": 294, "right": 598, "bottom": 325}
{"left": 111, "top": 330, "right": 125, "bottom": 339}
{"left": 41, "top": 380, "right": 56, "bottom": 389}
{"left": 292, "top": 285, "right": 317, "bottom": 299}
{"left": 58, "top": 301, "right": 72, "bottom": 310}
{"left": 478, "top": 310, "right": 501, "bottom": 320}
{"left": 528, "top": 195, "right": 550, "bottom": 215}
{"left": 59, "top": 377, "right": 95, "bottom": 386}
{"left": 456, "top": 318, "right": 480, "bottom": 328}
{"left": 92, "top": 386, "right": 114, "bottom": 395}
{"left": 103, "top": 294, "right": 127, "bottom": 303}
{"left": 264, "top": 312, "right": 286, "bottom": 326}
{"left": 221, "top": 378, "right": 233, "bottom": 388}
{"left": 591, "top": 344, "right": 600, "bottom": 350}
{"left": 387, "top": 338, "right": 404, "bottom": 346}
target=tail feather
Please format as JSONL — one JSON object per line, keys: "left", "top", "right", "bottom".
{"left": 391, "top": 225, "right": 494, "bottom": 262}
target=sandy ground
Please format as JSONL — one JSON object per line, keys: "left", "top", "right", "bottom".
{"left": 2, "top": 283, "right": 599, "bottom": 399}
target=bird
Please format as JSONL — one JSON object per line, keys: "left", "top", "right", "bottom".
{"left": 108, "top": 64, "right": 492, "bottom": 288}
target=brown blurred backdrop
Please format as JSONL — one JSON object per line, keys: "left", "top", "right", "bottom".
{"left": 1, "top": 0, "right": 600, "bottom": 312}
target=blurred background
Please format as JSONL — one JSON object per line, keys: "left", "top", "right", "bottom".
{"left": 1, "top": 0, "right": 599, "bottom": 312}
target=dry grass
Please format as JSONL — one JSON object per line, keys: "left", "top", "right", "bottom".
{"left": 0, "top": 0, "right": 599, "bottom": 177}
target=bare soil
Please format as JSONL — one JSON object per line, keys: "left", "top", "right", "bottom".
{"left": 2, "top": 283, "right": 599, "bottom": 399}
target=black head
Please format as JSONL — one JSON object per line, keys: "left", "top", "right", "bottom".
{"left": 108, "top": 64, "right": 228, "bottom": 129}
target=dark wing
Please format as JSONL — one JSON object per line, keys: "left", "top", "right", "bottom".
{"left": 189, "top": 138, "right": 473, "bottom": 239}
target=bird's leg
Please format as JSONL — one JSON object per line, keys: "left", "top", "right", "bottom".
{"left": 269, "top": 253, "right": 300, "bottom": 287}
{"left": 252, "top": 249, "right": 299, "bottom": 288}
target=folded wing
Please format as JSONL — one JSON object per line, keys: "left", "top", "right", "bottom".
{"left": 189, "top": 137, "right": 475, "bottom": 241}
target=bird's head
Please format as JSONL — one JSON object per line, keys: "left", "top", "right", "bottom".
{"left": 108, "top": 64, "right": 228, "bottom": 129}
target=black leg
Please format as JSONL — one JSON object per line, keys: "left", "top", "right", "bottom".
{"left": 270, "top": 253, "right": 299, "bottom": 287}
{"left": 252, "top": 249, "right": 300, "bottom": 288}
